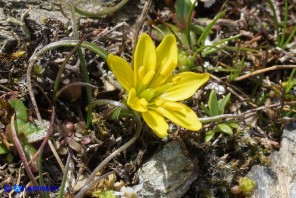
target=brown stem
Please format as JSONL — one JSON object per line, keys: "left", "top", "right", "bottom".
{"left": 235, "top": 65, "right": 296, "bottom": 81}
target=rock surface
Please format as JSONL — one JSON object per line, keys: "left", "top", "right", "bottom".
{"left": 247, "top": 122, "right": 296, "bottom": 198}
{"left": 137, "top": 140, "right": 197, "bottom": 198}
{"left": 0, "top": 0, "right": 143, "bottom": 52}
{"left": 0, "top": 0, "right": 67, "bottom": 51}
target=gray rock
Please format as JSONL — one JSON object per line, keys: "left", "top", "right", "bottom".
{"left": 247, "top": 122, "right": 296, "bottom": 198}
{"left": 137, "top": 140, "right": 197, "bottom": 198}
{"left": 0, "top": 0, "right": 143, "bottom": 52}
{"left": 0, "top": 0, "right": 67, "bottom": 51}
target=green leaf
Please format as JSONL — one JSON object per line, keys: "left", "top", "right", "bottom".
{"left": 180, "top": 30, "right": 196, "bottom": 47}
{"left": 107, "top": 107, "right": 133, "bottom": 120}
{"left": 174, "top": 0, "right": 193, "bottom": 29}
{"left": 23, "top": 144, "right": 38, "bottom": 172}
{"left": 33, "top": 64, "right": 45, "bottom": 75}
{"left": 285, "top": 69, "right": 296, "bottom": 93}
{"left": 108, "top": 106, "right": 122, "bottom": 120}
{"left": 200, "top": 102, "right": 211, "bottom": 116}
{"left": 0, "top": 143, "right": 8, "bottom": 154}
{"left": 189, "top": 24, "right": 206, "bottom": 36}
{"left": 208, "top": 89, "right": 219, "bottom": 116}
{"left": 205, "top": 130, "right": 216, "bottom": 142}
{"left": 227, "top": 121, "right": 239, "bottom": 128}
{"left": 239, "top": 177, "right": 256, "bottom": 196}
{"left": 218, "top": 93, "right": 231, "bottom": 114}
{"left": 282, "top": 26, "right": 296, "bottom": 49}
{"left": 217, "top": 123, "right": 233, "bottom": 135}
{"left": 21, "top": 120, "right": 49, "bottom": 143}
{"left": 7, "top": 120, "right": 49, "bottom": 144}
{"left": 92, "top": 190, "right": 116, "bottom": 198}
{"left": 196, "top": 10, "right": 227, "bottom": 47}
{"left": 9, "top": 98, "right": 27, "bottom": 122}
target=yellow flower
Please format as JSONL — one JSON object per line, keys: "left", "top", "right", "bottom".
{"left": 107, "top": 33, "right": 210, "bottom": 138}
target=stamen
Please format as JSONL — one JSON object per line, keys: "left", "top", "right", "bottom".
{"left": 127, "top": 88, "right": 148, "bottom": 112}
{"left": 142, "top": 71, "right": 155, "bottom": 86}
{"left": 160, "top": 61, "right": 174, "bottom": 76}
{"left": 138, "top": 66, "right": 145, "bottom": 80}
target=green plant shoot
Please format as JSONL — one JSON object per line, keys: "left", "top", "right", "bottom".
{"left": 201, "top": 89, "right": 239, "bottom": 142}
{"left": 6, "top": 98, "right": 49, "bottom": 171}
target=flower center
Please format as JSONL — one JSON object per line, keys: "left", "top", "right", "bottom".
{"left": 139, "top": 88, "right": 155, "bottom": 102}
{"left": 127, "top": 87, "right": 157, "bottom": 112}
{"left": 126, "top": 88, "right": 150, "bottom": 112}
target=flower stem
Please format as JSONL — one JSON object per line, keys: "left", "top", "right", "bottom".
{"left": 27, "top": 39, "right": 108, "bottom": 123}
{"left": 69, "top": 3, "right": 94, "bottom": 128}
{"left": 74, "top": 101, "right": 141, "bottom": 198}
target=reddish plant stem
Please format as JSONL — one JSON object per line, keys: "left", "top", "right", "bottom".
{"left": 11, "top": 114, "right": 39, "bottom": 187}
{"left": 31, "top": 106, "right": 55, "bottom": 162}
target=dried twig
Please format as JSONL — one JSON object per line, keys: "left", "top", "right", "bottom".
{"left": 199, "top": 101, "right": 296, "bottom": 123}
{"left": 210, "top": 74, "right": 258, "bottom": 107}
{"left": 235, "top": 65, "right": 296, "bottom": 81}
{"left": 132, "top": 0, "right": 152, "bottom": 58}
